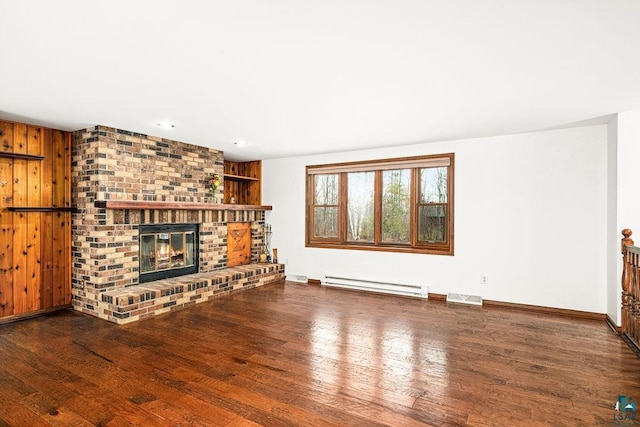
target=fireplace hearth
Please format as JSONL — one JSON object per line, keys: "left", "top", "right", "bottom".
{"left": 139, "top": 223, "right": 198, "bottom": 283}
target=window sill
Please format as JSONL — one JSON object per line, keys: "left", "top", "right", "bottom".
{"left": 306, "top": 241, "right": 453, "bottom": 256}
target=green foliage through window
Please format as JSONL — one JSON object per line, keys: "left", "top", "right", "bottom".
{"left": 382, "top": 169, "right": 411, "bottom": 243}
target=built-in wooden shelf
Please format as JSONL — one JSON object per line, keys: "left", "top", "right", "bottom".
{"left": 95, "top": 200, "right": 272, "bottom": 211}
{"left": 224, "top": 160, "right": 262, "bottom": 205}
{"left": 0, "top": 151, "right": 45, "bottom": 160}
{"left": 224, "top": 173, "right": 260, "bottom": 182}
{"left": 7, "top": 207, "right": 78, "bottom": 212}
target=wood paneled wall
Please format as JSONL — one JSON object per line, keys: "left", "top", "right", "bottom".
{"left": 0, "top": 120, "right": 71, "bottom": 319}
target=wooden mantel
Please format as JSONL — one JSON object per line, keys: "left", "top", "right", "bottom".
{"left": 95, "top": 200, "right": 272, "bottom": 211}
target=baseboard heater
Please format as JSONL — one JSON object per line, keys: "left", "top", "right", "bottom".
{"left": 321, "top": 275, "right": 428, "bottom": 299}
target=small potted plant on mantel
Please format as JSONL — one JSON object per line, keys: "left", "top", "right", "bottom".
{"left": 209, "top": 173, "right": 221, "bottom": 203}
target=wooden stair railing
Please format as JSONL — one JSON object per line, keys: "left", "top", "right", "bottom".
{"left": 621, "top": 229, "right": 640, "bottom": 352}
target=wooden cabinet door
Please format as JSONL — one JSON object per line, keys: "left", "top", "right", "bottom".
{"left": 227, "top": 222, "right": 251, "bottom": 267}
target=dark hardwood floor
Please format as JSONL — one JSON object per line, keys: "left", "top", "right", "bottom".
{"left": 0, "top": 281, "right": 638, "bottom": 426}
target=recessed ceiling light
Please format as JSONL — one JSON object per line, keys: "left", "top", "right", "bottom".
{"left": 156, "top": 122, "right": 175, "bottom": 130}
{"left": 234, "top": 139, "right": 247, "bottom": 147}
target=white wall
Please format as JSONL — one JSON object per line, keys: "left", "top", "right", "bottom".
{"left": 616, "top": 111, "right": 640, "bottom": 244}
{"left": 264, "top": 125, "right": 608, "bottom": 313}
{"left": 609, "top": 111, "right": 640, "bottom": 324}
{"left": 607, "top": 116, "right": 619, "bottom": 323}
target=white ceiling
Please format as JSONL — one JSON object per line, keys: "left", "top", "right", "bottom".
{"left": 2, "top": 1, "right": 640, "bottom": 161}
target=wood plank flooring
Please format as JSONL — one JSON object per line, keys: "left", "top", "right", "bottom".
{"left": 0, "top": 281, "right": 638, "bottom": 426}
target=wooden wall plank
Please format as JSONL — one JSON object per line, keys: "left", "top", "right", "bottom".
{"left": 25, "top": 127, "right": 43, "bottom": 312}
{"left": 52, "top": 131, "right": 71, "bottom": 306}
{"left": 40, "top": 212, "right": 54, "bottom": 309}
{"left": 40, "top": 129, "right": 54, "bottom": 309}
{"left": 26, "top": 127, "right": 42, "bottom": 207}
{"left": 0, "top": 122, "right": 14, "bottom": 316}
{"left": 0, "top": 121, "right": 14, "bottom": 152}
{"left": 12, "top": 125, "right": 28, "bottom": 315}
{"left": 0, "top": 123, "right": 14, "bottom": 315}
{"left": 12, "top": 214, "right": 28, "bottom": 315}
{"left": 53, "top": 212, "right": 67, "bottom": 306}
{"left": 40, "top": 129, "right": 53, "bottom": 207}
{"left": 53, "top": 130, "right": 66, "bottom": 208}
{"left": 25, "top": 211, "right": 41, "bottom": 312}
{"left": 63, "top": 132, "right": 72, "bottom": 305}
{"left": 27, "top": 125, "right": 42, "bottom": 157}
{"left": 13, "top": 123, "right": 27, "bottom": 154}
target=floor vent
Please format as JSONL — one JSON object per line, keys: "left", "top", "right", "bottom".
{"left": 446, "top": 293, "right": 483, "bottom": 306}
{"left": 286, "top": 274, "right": 309, "bottom": 284}
{"left": 322, "top": 276, "right": 428, "bottom": 299}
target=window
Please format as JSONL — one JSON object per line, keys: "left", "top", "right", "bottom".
{"left": 347, "top": 172, "right": 374, "bottom": 242}
{"left": 312, "top": 174, "right": 339, "bottom": 238}
{"left": 306, "top": 153, "right": 454, "bottom": 255}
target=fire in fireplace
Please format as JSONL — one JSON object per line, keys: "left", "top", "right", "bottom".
{"left": 139, "top": 224, "right": 199, "bottom": 283}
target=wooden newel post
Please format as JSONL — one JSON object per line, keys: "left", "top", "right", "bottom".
{"left": 622, "top": 228, "right": 634, "bottom": 253}
{"left": 621, "top": 229, "right": 634, "bottom": 338}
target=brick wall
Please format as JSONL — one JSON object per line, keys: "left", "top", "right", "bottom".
{"left": 73, "top": 126, "right": 223, "bottom": 204}
{"left": 71, "top": 126, "right": 267, "bottom": 318}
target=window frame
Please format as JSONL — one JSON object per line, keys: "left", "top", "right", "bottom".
{"left": 305, "top": 153, "right": 454, "bottom": 256}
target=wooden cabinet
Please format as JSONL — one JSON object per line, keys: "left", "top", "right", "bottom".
{"left": 224, "top": 160, "right": 261, "bottom": 205}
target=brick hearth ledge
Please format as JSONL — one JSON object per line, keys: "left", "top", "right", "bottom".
{"left": 77, "top": 263, "right": 285, "bottom": 325}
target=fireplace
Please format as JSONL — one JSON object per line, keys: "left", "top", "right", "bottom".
{"left": 139, "top": 223, "right": 199, "bottom": 283}
{"left": 71, "top": 126, "right": 284, "bottom": 323}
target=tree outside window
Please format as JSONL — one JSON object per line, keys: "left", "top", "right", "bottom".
{"left": 418, "top": 167, "right": 448, "bottom": 243}
{"left": 347, "top": 172, "right": 374, "bottom": 242}
{"left": 381, "top": 169, "right": 411, "bottom": 244}
{"left": 312, "top": 174, "right": 338, "bottom": 238}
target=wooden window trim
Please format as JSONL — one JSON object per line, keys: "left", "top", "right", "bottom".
{"left": 305, "top": 153, "right": 454, "bottom": 256}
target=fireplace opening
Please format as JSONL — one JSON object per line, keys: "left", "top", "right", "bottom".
{"left": 139, "top": 223, "right": 199, "bottom": 283}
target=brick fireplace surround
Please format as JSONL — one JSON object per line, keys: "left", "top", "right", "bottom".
{"left": 71, "top": 126, "right": 284, "bottom": 324}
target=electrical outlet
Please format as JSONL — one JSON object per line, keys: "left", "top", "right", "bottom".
{"left": 480, "top": 275, "right": 489, "bottom": 285}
